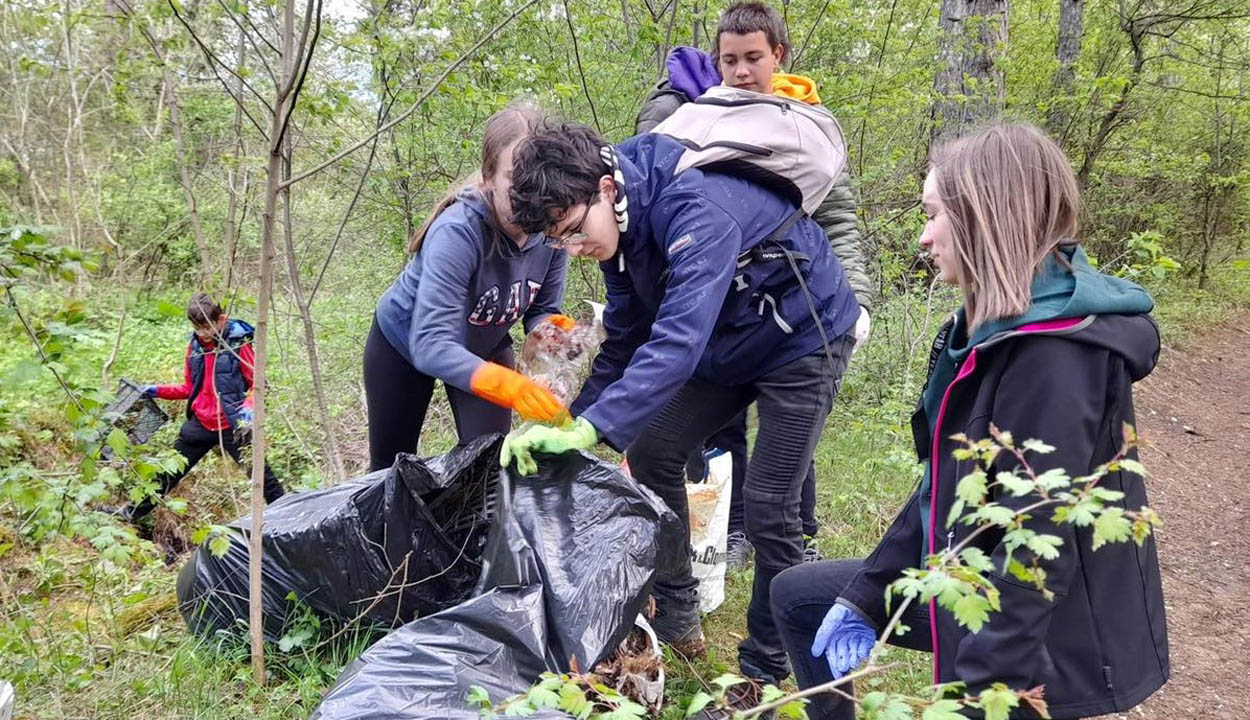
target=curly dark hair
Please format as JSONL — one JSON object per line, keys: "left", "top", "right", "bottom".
{"left": 509, "top": 121, "right": 608, "bottom": 235}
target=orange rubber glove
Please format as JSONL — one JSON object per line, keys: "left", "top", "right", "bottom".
{"left": 470, "top": 362, "right": 570, "bottom": 424}
{"left": 545, "top": 314, "right": 576, "bottom": 331}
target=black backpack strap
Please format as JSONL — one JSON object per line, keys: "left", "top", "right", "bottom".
{"left": 737, "top": 207, "right": 810, "bottom": 266}
{"left": 760, "top": 207, "right": 839, "bottom": 372}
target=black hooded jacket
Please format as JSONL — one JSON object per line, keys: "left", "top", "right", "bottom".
{"left": 839, "top": 312, "right": 1169, "bottom": 718}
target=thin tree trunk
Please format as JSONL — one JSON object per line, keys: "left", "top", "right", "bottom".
{"left": 224, "top": 27, "right": 247, "bottom": 292}
{"left": 61, "top": 0, "right": 83, "bottom": 249}
{"left": 168, "top": 78, "right": 214, "bottom": 286}
{"left": 1076, "top": 21, "right": 1144, "bottom": 187}
{"left": 249, "top": 0, "right": 302, "bottom": 687}
{"left": 280, "top": 136, "right": 347, "bottom": 483}
{"left": 250, "top": 129, "right": 280, "bottom": 686}
{"left": 1046, "top": 0, "right": 1085, "bottom": 142}
{"left": 691, "top": 0, "right": 702, "bottom": 49}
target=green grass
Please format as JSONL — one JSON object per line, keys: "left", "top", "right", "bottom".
{"left": 1, "top": 258, "right": 1247, "bottom": 718}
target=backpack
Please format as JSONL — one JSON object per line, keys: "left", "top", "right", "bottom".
{"left": 648, "top": 85, "right": 851, "bottom": 371}
{"left": 648, "top": 85, "right": 847, "bottom": 215}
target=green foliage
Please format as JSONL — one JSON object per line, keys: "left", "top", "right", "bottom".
{"left": 1107, "top": 231, "right": 1183, "bottom": 282}
{"left": 861, "top": 426, "right": 1157, "bottom": 716}
{"left": 475, "top": 672, "right": 648, "bottom": 720}
{"left": 0, "top": 226, "right": 97, "bottom": 286}
{"left": 0, "top": 0, "right": 1237, "bottom": 716}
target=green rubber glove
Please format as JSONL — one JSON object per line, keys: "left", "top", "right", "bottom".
{"left": 500, "top": 416, "right": 599, "bottom": 476}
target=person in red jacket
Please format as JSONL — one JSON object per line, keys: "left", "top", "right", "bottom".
{"left": 112, "top": 293, "right": 285, "bottom": 523}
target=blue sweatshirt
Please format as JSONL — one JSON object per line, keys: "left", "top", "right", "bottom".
{"left": 375, "top": 188, "right": 568, "bottom": 392}
{"left": 571, "top": 134, "right": 859, "bottom": 451}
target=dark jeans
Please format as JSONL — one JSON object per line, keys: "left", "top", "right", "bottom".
{"left": 686, "top": 410, "right": 819, "bottom": 537}
{"left": 364, "top": 317, "right": 512, "bottom": 472}
{"left": 771, "top": 559, "right": 932, "bottom": 720}
{"left": 628, "top": 335, "right": 854, "bottom": 681}
{"left": 136, "top": 418, "right": 285, "bottom": 518}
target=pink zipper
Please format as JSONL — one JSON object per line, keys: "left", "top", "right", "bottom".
{"left": 928, "top": 349, "right": 979, "bottom": 681}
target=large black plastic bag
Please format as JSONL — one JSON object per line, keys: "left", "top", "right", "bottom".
{"left": 311, "top": 447, "right": 680, "bottom": 720}
{"left": 176, "top": 435, "right": 501, "bottom": 641}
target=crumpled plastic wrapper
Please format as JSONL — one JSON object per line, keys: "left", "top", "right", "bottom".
{"left": 521, "top": 301, "right": 606, "bottom": 406}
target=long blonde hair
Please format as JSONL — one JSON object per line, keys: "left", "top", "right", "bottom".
{"left": 407, "top": 100, "right": 547, "bottom": 254}
{"left": 930, "top": 123, "right": 1080, "bottom": 329}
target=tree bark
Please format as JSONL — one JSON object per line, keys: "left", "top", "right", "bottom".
{"left": 248, "top": 0, "right": 304, "bottom": 687}
{"left": 1046, "top": 0, "right": 1085, "bottom": 142}
{"left": 224, "top": 26, "right": 247, "bottom": 292}
{"left": 930, "top": 0, "right": 1009, "bottom": 146}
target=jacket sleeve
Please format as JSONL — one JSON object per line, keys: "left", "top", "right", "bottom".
{"left": 154, "top": 343, "right": 193, "bottom": 400}
{"left": 634, "top": 81, "right": 687, "bottom": 135}
{"left": 570, "top": 261, "right": 652, "bottom": 419}
{"left": 522, "top": 249, "right": 569, "bottom": 333}
{"left": 952, "top": 338, "right": 1109, "bottom": 693}
{"left": 407, "top": 226, "right": 488, "bottom": 393}
{"left": 837, "top": 486, "right": 927, "bottom": 629}
{"left": 578, "top": 193, "right": 742, "bottom": 451}
{"left": 810, "top": 168, "right": 873, "bottom": 309}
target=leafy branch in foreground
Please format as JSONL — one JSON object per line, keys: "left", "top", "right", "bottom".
{"left": 736, "top": 424, "right": 1155, "bottom": 720}
{"left": 458, "top": 424, "right": 1159, "bottom": 720}
{"left": 0, "top": 226, "right": 182, "bottom": 563}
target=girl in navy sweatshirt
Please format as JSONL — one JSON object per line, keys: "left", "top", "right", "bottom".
{"left": 366, "top": 103, "right": 571, "bottom": 471}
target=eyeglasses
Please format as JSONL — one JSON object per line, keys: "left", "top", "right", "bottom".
{"left": 544, "top": 204, "right": 591, "bottom": 249}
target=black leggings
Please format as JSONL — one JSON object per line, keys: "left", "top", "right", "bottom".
{"left": 363, "top": 318, "right": 512, "bottom": 472}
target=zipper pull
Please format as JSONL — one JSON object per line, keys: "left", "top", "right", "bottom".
{"left": 946, "top": 531, "right": 954, "bottom": 552}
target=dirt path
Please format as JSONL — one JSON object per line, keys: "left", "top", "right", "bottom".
{"left": 1099, "top": 314, "right": 1250, "bottom": 719}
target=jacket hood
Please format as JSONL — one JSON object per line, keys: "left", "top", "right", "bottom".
{"left": 663, "top": 47, "right": 823, "bottom": 108}
{"left": 224, "top": 318, "right": 254, "bottom": 340}
{"left": 665, "top": 46, "right": 720, "bottom": 101}
{"left": 613, "top": 135, "right": 688, "bottom": 256}
{"left": 771, "top": 73, "right": 821, "bottom": 105}
{"left": 954, "top": 245, "right": 1156, "bottom": 374}
{"left": 922, "top": 244, "right": 1158, "bottom": 445}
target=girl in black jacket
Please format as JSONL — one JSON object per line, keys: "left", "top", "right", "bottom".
{"left": 770, "top": 123, "right": 1168, "bottom": 719}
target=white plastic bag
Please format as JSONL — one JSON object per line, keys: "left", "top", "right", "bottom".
{"left": 686, "top": 451, "right": 732, "bottom": 614}
{"left": 0, "top": 680, "right": 13, "bottom": 720}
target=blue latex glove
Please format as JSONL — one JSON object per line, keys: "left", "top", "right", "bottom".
{"left": 141, "top": 385, "right": 158, "bottom": 398}
{"left": 811, "top": 603, "right": 876, "bottom": 679}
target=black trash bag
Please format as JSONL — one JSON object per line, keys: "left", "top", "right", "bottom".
{"left": 176, "top": 435, "right": 501, "bottom": 641}
{"left": 310, "top": 448, "right": 680, "bottom": 720}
